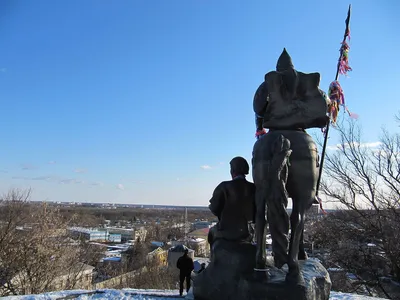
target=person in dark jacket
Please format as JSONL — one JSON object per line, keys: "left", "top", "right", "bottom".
{"left": 197, "top": 263, "right": 206, "bottom": 274}
{"left": 176, "top": 249, "right": 194, "bottom": 296}
{"left": 207, "top": 156, "right": 256, "bottom": 251}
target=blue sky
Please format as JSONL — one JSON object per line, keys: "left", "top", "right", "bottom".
{"left": 1, "top": 0, "right": 399, "bottom": 206}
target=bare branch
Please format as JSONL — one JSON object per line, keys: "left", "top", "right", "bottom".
{"left": 312, "top": 115, "right": 400, "bottom": 298}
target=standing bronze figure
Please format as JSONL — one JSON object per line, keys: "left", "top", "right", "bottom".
{"left": 252, "top": 49, "right": 330, "bottom": 284}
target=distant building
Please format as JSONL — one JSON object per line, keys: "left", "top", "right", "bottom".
{"left": 192, "top": 221, "right": 212, "bottom": 231}
{"left": 133, "top": 227, "right": 147, "bottom": 241}
{"left": 106, "top": 227, "right": 147, "bottom": 242}
{"left": 68, "top": 227, "right": 121, "bottom": 243}
{"left": 107, "top": 228, "right": 134, "bottom": 242}
{"left": 187, "top": 238, "right": 208, "bottom": 257}
{"left": 102, "top": 256, "right": 121, "bottom": 263}
{"left": 171, "top": 223, "right": 185, "bottom": 229}
{"left": 147, "top": 247, "right": 168, "bottom": 266}
{"left": 150, "top": 241, "right": 164, "bottom": 250}
{"left": 188, "top": 228, "right": 210, "bottom": 240}
{"left": 171, "top": 238, "right": 209, "bottom": 257}
{"left": 69, "top": 227, "right": 109, "bottom": 242}
{"left": 109, "top": 234, "right": 122, "bottom": 243}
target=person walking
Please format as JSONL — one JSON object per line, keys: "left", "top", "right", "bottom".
{"left": 176, "top": 249, "right": 194, "bottom": 296}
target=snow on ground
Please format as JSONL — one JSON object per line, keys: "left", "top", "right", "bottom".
{"left": 330, "top": 291, "right": 387, "bottom": 299}
{"left": 2, "top": 289, "right": 183, "bottom": 300}
{"left": 1, "top": 289, "right": 388, "bottom": 299}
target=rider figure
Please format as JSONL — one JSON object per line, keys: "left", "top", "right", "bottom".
{"left": 253, "top": 48, "right": 330, "bottom": 139}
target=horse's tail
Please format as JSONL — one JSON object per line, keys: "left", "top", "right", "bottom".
{"left": 268, "top": 134, "right": 292, "bottom": 207}
{"left": 266, "top": 134, "right": 292, "bottom": 268}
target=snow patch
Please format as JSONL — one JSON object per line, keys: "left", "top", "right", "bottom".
{"left": 330, "top": 291, "right": 386, "bottom": 299}
{"left": 2, "top": 289, "right": 389, "bottom": 299}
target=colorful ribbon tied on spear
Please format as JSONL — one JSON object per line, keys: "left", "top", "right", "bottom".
{"left": 339, "top": 30, "right": 352, "bottom": 76}
{"left": 328, "top": 81, "right": 345, "bottom": 124}
{"left": 328, "top": 6, "right": 358, "bottom": 125}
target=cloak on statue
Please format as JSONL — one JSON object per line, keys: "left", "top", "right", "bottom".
{"left": 254, "top": 48, "right": 330, "bottom": 132}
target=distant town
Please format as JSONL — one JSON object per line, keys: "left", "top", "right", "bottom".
{"left": 52, "top": 201, "right": 211, "bottom": 210}
{"left": 1, "top": 193, "right": 399, "bottom": 299}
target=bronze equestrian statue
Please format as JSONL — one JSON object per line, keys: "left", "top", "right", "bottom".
{"left": 252, "top": 48, "right": 330, "bottom": 284}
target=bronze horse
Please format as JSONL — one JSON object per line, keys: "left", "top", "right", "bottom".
{"left": 252, "top": 49, "right": 329, "bottom": 283}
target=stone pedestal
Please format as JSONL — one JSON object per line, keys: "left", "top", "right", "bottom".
{"left": 192, "top": 240, "right": 331, "bottom": 300}
{"left": 193, "top": 239, "right": 256, "bottom": 300}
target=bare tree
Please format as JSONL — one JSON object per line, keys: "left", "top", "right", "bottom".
{"left": 124, "top": 263, "right": 178, "bottom": 290}
{"left": 123, "top": 237, "right": 151, "bottom": 272}
{"left": 0, "top": 189, "right": 102, "bottom": 296}
{"left": 313, "top": 117, "right": 400, "bottom": 299}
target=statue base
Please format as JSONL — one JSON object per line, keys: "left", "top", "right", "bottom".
{"left": 192, "top": 240, "right": 331, "bottom": 300}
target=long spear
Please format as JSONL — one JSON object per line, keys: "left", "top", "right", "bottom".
{"left": 315, "top": 4, "right": 353, "bottom": 209}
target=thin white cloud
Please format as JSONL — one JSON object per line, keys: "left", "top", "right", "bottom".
{"left": 31, "top": 176, "right": 52, "bottom": 181}
{"left": 132, "top": 180, "right": 145, "bottom": 184}
{"left": 116, "top": 183, "right": 124, "bottom": 190}
{"left": 326, "top": 145, "right": 338, "bottom": 150}
{"left": 48, "top": 161, "right": 56, "bottom": 165}
{"left": 12, "top": 174, "right": 85, "bottom": 185}
{"left": 12, "top": 176, "right": 29, "bottom": 180}
{"left": 59, "top": 179, "right": 74, "bottom": 184}
{"left": 200, "top": 165, "right": 212, "bottom": 170}
{"left": 21, "top": 164, "right": 37, "bottom": 170}
{"left": 0, "top": 68, "right": 6, "bottom": 73}
{"left": 74, "top": 168, "right": 87, "bottom": 173}
{"left": 59, "top": 178, "right": 84, "bottom": 184}
{"left": 327, "top": 142, "right": 382, "bottom": 151}
{"left": 372, "top": 149, "right": 400, "bottom": 157}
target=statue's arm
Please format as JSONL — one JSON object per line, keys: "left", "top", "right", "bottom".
{"left": 255, "top": 115, "right": 264, "bottom": 132}
{"left": 208, "top": 183, "right": 225, "bottom": 219}
{"left": 253, "top": 81, "right": 269, "bottom": 135}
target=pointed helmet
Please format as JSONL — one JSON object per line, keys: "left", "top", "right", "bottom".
{"left": 276, "top": 48, "right": 294, "bottom": 72}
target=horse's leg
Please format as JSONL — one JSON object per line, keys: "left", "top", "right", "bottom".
{"left": 281, "top": 131, "right": 318, "bottom": 284}
{"left": 286, "top": 181, "right": 318, "bottom": 284}
{"left": 267, "top": 197, "right": 289, "bottom": 269}
{"left": 286, "top": 200, "right": 305, "bottom": 283}
{"left": 255, "top": 187, "right": 267, "bottom": 269}
{"left": 253, "top": 140, "right": 271, "bottom": 272}
{"left": 298, "top": 228, "right": 308, "bottom": 260}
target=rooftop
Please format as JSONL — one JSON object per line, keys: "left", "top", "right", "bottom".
{"left": 188, "top": 228, "right": 209, "bottom": 237}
